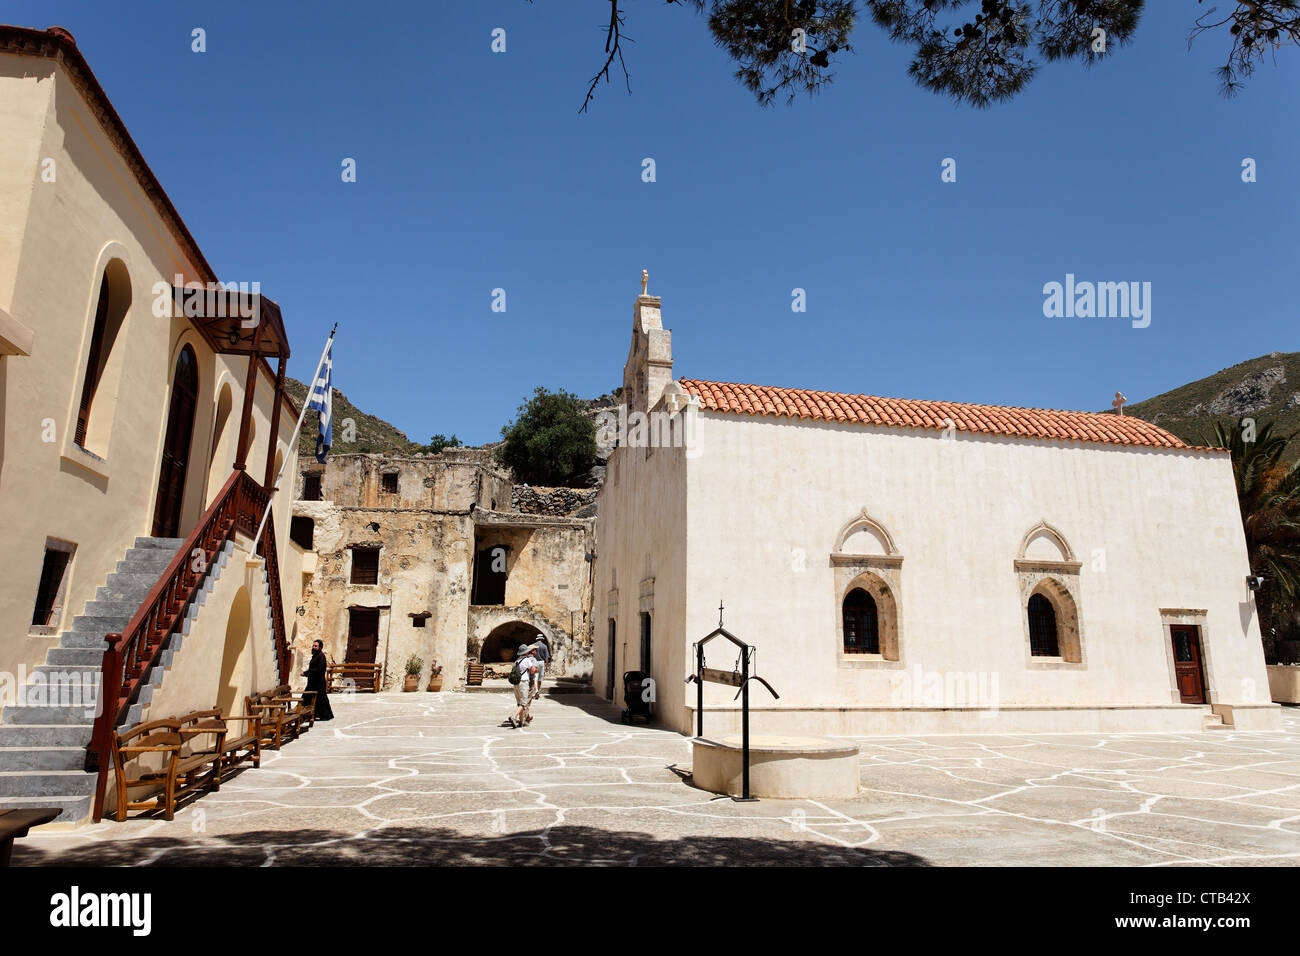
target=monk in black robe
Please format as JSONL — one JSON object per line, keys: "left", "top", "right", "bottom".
{"left": 303, "top": 639, "right": 334, "bottom": 721}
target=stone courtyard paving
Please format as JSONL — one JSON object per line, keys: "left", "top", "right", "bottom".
{"left": 14, "top": 693, "right": 1300, "bottom": 866}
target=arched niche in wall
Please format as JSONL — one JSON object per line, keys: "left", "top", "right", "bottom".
{"left": 217, "top": 586, "right": 252, "bottom": 717}
{"left": 206, "top": 378, "right": 235, "bottom": 503}
{"left": 1018, "top": 521, "right": 1077, "bottom": 564}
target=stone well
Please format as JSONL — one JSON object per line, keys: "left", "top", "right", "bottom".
{"left": 692, "top": 734, "right": 860, "bottom": 799}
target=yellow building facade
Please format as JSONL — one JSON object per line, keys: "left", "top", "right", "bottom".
{"left": 0, "top": 26, "right": 307, "bottom": 823}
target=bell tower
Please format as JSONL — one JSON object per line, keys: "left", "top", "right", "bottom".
{"left": 622, "top": 270, "right": 672, "bottom": 416}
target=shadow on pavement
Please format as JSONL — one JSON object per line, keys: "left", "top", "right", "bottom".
{"left": 545, "top": 692, "right": 676, "bottom": 731}
{"left": 13, "top": 823, "right": 929, "bottom": 867}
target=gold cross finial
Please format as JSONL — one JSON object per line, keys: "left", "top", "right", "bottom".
{"left": 641, "top": 269, "right": 648, "bottom": 296}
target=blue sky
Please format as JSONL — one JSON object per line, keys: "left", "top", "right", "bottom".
{"left": 12, "top": 1, "right": 1299, "bottom": 444}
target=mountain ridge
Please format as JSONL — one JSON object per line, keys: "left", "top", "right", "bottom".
{"left": 1117, "top": 351, "right": 1300, "bottom": 458}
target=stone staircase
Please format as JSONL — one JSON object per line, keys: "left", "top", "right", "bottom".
{"left": 1202, "top": 710, "right": 1229, "bottom": 731}
{"left": 0, "top": 536, "right": 185, "bottom": 822}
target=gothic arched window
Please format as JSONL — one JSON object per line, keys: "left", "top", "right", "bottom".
{"left": 842, "top": 587, "right": 879, "bottom": 654}
{"left": 1028, "top": 593, "right": 1060, "bottom": 657}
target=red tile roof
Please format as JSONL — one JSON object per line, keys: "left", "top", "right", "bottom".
{"left": 679, "top": 380, "right": 1214, "bottom": 451}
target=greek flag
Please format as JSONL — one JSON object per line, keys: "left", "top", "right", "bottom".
{"left": 306, "top": 338, "right": 333, "bottom": 464}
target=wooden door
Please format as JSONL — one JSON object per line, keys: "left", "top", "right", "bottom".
{"left": 347, "top": 608, "right": 380, "bottom": 665}
{"left": 152, "top": 346, "right": 198, "bottom": 538}
{"left": 1171, "top": 625, "right": 1207, "bottom": 704}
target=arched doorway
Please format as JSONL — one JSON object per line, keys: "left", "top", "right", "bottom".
{"left": 480, "top": 621, "right": 548, "bottom": 664}
{"left": 152, "top": 345, "right": 198, "bottom": 538}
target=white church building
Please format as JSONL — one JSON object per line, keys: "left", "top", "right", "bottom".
{"left": 592, "top": 289, "right": 1281, "bottom": 736}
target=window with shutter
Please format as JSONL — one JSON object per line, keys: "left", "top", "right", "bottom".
{"left": 75, "top": 275, "right": 112, "bottom": 447}
{"left": 351, "top": 546, "right": 380, "bottom": 585}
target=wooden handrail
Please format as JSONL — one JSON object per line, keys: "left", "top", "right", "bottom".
{"left": 256, "top": 507, "right": 292, "bottom": 686}
{"left": 87, "top": 469, "right": 290, "bottom": 821}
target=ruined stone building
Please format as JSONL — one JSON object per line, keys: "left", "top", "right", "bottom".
{"left": 291, "top": 450, "right": 595, "bottom": 689}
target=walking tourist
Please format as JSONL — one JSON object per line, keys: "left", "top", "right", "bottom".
{"left": 529, "top": 638, "right": 549, "bottom": 704}
{"left": 507, "top": 645, "right": 540, "bottom": 729}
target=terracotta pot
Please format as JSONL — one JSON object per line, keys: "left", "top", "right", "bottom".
{"left": 426, "top": 675, "right": 444, "bottom": 692}
{"left": 404, "top": 674, "right": 419, "bottom": 692}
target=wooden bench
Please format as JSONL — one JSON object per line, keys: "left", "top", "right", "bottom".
{"left": 328, "top": 662, "right": 382, "bottom": 693}
{"left": 0, "top": 808, "right": 62, "bottom": 866}
{"left": 272, "top": 685, "right": 316, "bottom": 737}
{"left": 466, "top": 662, "right": 485, "bottom": 687}
{"left": 245, "top": 691, "right": 294, "bottom": 751}
{"left": 111, "top": 717, "right": 224, "bottom": 821}
{"left": 178, "top": 709, "right": 231, "bottom": 793}
{"left": 182, "top": 706, "right": 262, "bottom": 773}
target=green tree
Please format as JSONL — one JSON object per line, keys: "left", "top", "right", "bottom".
{"left": 571, "top": 1, "right": 1299, "bottom": 111}
{"left": 496, "top": 387, "right": 598, "bottom": 486}
{"left": 1206, "top": 418, "right": 1300, "bottom": 660}
{"left": 423, "top": 434, "right": 463, "bottom": 454}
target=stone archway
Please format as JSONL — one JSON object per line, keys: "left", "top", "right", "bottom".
{"left": 467, "top": 606, "right": 562, "bottom": 677}
{"left": 479, "top": 621, "right": 549, "bottom": 664}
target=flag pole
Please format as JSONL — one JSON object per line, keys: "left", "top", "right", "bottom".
{"left": 251, "top": 323, "right": 336, "bottom": 554}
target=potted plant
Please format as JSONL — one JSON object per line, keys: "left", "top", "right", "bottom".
{"left": 404, "top": 655, "right": 424, "bottom": 692}
{"left": 426, "top": 658, "right": 444, "bottom": 692}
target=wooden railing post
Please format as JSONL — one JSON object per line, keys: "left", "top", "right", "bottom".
{"left": 88, "top": 634, "right": 122, "bottom": 822}
{"left": 232, "top": 324, "right": 264, "bottom": 471}
{"left": 264, "top": 354, "right": 286, "bottom": 489}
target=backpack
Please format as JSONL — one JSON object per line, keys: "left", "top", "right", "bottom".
{"left": 508, "top": 659, "right": 523, "bottom": 685}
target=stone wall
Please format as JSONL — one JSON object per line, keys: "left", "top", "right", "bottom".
{"left": 293, "top": 455, "right": 595, "bottom": 687}
{"left": 471, "top": 513, "right": 595, "bottom": 677}
{"left": 292, "top": 503, "right": 473, "bottom": 691}
{"left": 300, "top": 453, "right": 511, "bottom": 513}
{"left": 511, "top": 485, "right": 599, "bottom": 517}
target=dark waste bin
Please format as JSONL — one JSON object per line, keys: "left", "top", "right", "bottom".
{"left": 621, "top": 670, "right": 651, "bottom": 724}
